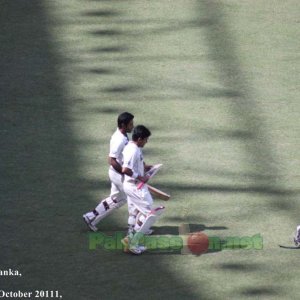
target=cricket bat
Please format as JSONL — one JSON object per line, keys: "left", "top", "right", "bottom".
{"left": 137, "top": 164, "right": 163, "bottom": 189}
{"left": 147, "top": 184, "right": 170, "bottom": 201}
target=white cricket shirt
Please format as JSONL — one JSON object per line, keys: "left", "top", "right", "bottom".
{"left": 109, "top": 128, "right": 129, "bottom": 167}
{"left": 122, "top": 141, "right": 144, "bottom": 182}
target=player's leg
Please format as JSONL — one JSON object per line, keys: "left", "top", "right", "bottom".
{"left": 84, "top": 182, "right": 120, "bottom": 222}
{"left": 121, "top": 200, "right": 148, "bottom": 254}
{"left": 131, "top": 187, "right": 165, "bottom": 248}
{"left": 123, "top": 206, "right": 165, "bottom": 255}
{"left": 127, "top": 200, "right": 139, "bottom": 235}
{"left": 83, "top": 170, "right": 126, "bottom": 231}
{"left": 134, "top": 206, "right": 165, "bottom": 234}
{"left": 122, "top": 184, "right": 165, "bottom": 254}
{"left": 90, "top": 183, "right": 127, "bottom": 227}
{"left": 124, "top": 184, "right": 154, "bottom": 235}
{"left": 90, "top": 170, "right": 127, "bottom": 225}
{"left": 83, "top": 192, "right": 124, "bottom": 231}
{"left": 122, "top": 183, "right": 149, "bottom": 254}
{"left": 133, "top": 185, "right": 157, "bottom": 234}
{"left": 91, "top": 191, "right": 126, "bottom": 225}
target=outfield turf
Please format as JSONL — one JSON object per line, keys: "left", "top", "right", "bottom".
{"left": 1, "top": 1, "right": 299, "bottom": 299}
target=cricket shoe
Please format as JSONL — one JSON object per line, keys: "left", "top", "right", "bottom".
{"left": 83, "top": 214, "right": 98, "bottom": 232}
{"left": 294, "top": 225, "right": 300, "bottom": 247}
{"left": 128, "top": 244, "right": 147, "bottom": 255}
{"left": 121, "top": 236, "right": 147, "bottom": 255}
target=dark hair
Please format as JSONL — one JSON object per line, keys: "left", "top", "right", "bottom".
{"left": 132, "top": 125, "right": 151, "bottom": 141}
{"left": 117, "top": 112, "right": 134, "bottom": 129}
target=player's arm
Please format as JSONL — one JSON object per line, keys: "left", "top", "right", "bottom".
{"left": 108, "top": 157, "right": 122, "bottom": 174}
{"left": 122, "top": 167, "right": 149, "bottom": 183}
{"left": 108, "top": 137, "right": 125, "bottom": 173}
{"left": 144, "top": 162, "right": 153, "bottom": 172}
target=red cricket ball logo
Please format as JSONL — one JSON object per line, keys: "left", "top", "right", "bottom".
{"left": 187, "top": 232, "right": 209, "bottom": 255}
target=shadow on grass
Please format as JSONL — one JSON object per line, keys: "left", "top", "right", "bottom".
{"left": 0, "top": 1, "right": 209, "bottom": 300}
{"left": 88, "top": 67, "right": 115, "bottom": 75}
{"left": 157, "top": 182, "right": 298, "bottom": 197}
{"left": 198, "top": 0, "right": 298, "bottom": 213}
{"left": 241, "top": 287, "right": 279, "bottom": 297}
{"left": 217, "top": 263, "right": 262, "bottom": 272}
{"left": 91, "top": 45, "right": 128, "bottom": 53}
{"left": 0, "top": 0, "right": 110, "bottom": 296}
{"left": 153, "top": 224, "right": 228, "bottom": 235}
{"left": 82, "top": 10, "right": 120, "bottom": 18}
{"left": 102, "top": 84, "right": 142, "bottom": 93}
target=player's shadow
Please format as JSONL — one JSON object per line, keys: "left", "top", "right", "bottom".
{"left": 240, "top": 287, "right": 279, "bottom": 297}
{"left": 217, "top": 262, "right": 262, "bottom": 272}
{"left": 101, "top": 84, "right": 142, "bottom": 93}
{"left": 153, "top": 224, "right": 228, "bottom": 235}
{"left": 82, "top": 10, "right": 120, "bottom": 18}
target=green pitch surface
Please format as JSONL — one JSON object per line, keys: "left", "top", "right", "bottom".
{"left": 1, "top": 1, "right": 299, "bottom": 299}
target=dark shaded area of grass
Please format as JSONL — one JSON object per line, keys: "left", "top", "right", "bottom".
{"left": 1, "top": 0, "right": 298, "bottom": 299}
{"left": 0, "top": 1, "right": 207, "bottom": 299}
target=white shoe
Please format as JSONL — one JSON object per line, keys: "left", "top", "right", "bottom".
{"left": 294, "top": 225, "right": 300, "bottom": 246}
{"left": 129, "top": 244, "right": 147, "bottom": 255}
{"left": 121, "top": 236, "right": 147, "bottom": 254}
{"left": 83, "top": 214, "right": 98, "bottom": 232}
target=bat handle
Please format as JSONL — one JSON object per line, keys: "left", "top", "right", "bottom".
{"left": 137, "top": 175, "right": 150, "bottom": 189}
{"left": 137, "top": 182, "right": 145, "bottom": 189}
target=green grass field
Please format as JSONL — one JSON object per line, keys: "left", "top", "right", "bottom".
{"left": 1, "top": 1, "right": 299, "bottom": 299}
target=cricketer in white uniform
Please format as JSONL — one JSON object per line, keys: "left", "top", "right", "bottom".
{"left": 83, "top": 112, "right": 134, "bottom": 231}
{"left": 122, "top": 125, "right": 165, "bottom": 254}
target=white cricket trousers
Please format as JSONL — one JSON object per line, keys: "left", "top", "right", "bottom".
{"left": 108, "top": 168, "right": 126, "bottom": 201}
{"left": 123, "top": 181, "right": 153, "bottom": 215}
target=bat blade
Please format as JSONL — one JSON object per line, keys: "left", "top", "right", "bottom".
{"left": 147, "top": 184, "right": 170, "bottom": 201}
